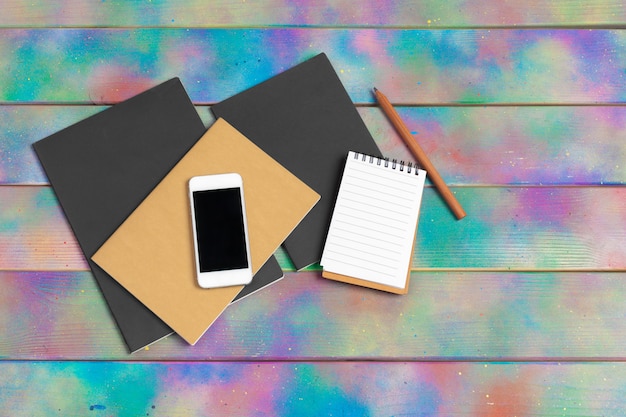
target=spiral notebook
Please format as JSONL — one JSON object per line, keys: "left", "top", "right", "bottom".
{"left": 321, "top": 151, "right": 427, "bottom": 294}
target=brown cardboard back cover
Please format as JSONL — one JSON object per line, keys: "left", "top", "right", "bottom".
{"left": 92, "top": 118, "right": 320, "bottom": 345}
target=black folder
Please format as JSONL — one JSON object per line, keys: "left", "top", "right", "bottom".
{"left": 33, "top": 78, "right": 282, "bottom": 352}
{"left": 212, "top": 53, "right": 382, "bottom": 270}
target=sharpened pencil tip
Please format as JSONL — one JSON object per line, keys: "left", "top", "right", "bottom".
{"left": 373, "top": 87, "right": 378, "bottom": 92}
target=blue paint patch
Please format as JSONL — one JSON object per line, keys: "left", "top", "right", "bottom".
{"left": 89, "top": 404, "right": 106, "bottom": 411}
{"left": 426, "top": 30, "right": 478, "bottom": 67}
{"left": 279, "top": 365, "right": 370, "bottom": 416}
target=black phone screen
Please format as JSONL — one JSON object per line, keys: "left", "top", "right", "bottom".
{"left": 192, "top": 187, "right": 249, "bottom": 272}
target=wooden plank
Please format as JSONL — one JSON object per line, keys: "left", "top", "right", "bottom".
{"left": 2, "top": 29, "right": 626, "bottom": 104}
{"left": 2, "top": 0, "right": 626, "bottom": 28}
{"left": 3, "top": 105, "right": 625, "bottom": 186}
{"left": 2, "top": 270, "right": 626, "bottom": 360}
{"left": 0, "top": 186, "right": 82, "bottom": 271}
{"left": 1, "top": 186, "right": 623, "bottom": 272}
{"left": 1, "top": 361, "right": 625, "bottom": 415}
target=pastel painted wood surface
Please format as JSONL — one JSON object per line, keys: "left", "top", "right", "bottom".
{"left": 2, "top": 186, "right": 623, "bottom": 272}
{"left": 3, "top": 105, "right": 625, "bottom": 186}
{"left": 3, "top": 0, "right": 626, "bottom": 27}
{"left": 1, "top": 1, "right": 624, "bottom": 415}
{"left": 3, "top": 29, "right": 626, "bottom": 104}
{"left": 1, "top": 361, "right": 624, "bottom": 416}
{"left": 2, "top": 270, "right": 625, "bottom": 360}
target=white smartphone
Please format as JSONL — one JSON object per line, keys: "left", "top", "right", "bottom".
{"left": 189, "top": 173, "right": 253, "bottom": 289}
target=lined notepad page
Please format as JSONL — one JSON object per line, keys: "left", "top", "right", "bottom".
{"left": 321, "top": 151, "right": 426, "bottom": 289}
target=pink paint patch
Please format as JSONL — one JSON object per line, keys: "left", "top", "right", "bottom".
{"left": 476, "top": 32, "right": 515, "bottom": 70}
{"left": 87, "top": 66, "right": 157, "bottom": 103}
{"left": 472, "top": 367, "right": 536, "bottom": 417}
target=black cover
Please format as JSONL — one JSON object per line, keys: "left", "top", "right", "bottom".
{"left": 212, "top": 53, "right": 382, "bottom": 269}
{"left": 233, "top": 255, "right": 283, "bottom": 303}
{"left": 33, "top": 78, "right": 282, "bottom": 351}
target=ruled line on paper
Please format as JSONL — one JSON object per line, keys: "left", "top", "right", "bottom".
{"left": 334, "top": 203, "right": 410, "bottom": 224}
{"left": 333, "top": 215, "right": 407, "bottom": 233}
{"left": 329, "top": 225, "right": 403, "bottom": 247}
{"left": 324, "top": 229, "right": 404, "bottom": 256}
{"left": 321, "top": 256, "right": 398, "bottom": 279}
{"left": 342, "top": 174, "right": 418, "bottom": 200}
{"left": 325, "top": 240, "right": 401, "bottom": 258}
{"left": 322, "top": 247, "right": 401, "bottom": 274}
{"left": 342, "top": 177, "right": 416, "bottom": 200}
{"left": 340, "top": 193, "right": 413, "bottom": 217}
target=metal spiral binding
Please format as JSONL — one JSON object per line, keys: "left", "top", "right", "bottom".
{"left": 352, "top": 152, "right": 420, "bottom": 175}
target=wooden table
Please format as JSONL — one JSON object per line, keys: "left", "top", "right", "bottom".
{"left": 2, "top": 1, "right": 625, "bottom": 415}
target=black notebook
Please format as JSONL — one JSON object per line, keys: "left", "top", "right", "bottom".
{"left": 33, "top": 78, "right": 283, "bottom": 352}
{"left": 212, "top": 53, "right": 382, "bottom": 270}
{"left": 234, "top": 256, "right": 283, "bottom": 302}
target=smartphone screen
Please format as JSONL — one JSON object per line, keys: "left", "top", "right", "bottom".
{"left": 192, "top": 187, "right": 249, "bottom": 272}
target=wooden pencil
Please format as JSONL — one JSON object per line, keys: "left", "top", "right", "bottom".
{"left": 373, "top": 87, "right": 466, "bottom": 220}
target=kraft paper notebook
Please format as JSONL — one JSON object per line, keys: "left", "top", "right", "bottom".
{"left": 212, "top": 52, "right": 382, "bottom": 270}
{"left": 32, "top": 78, "right": 203, "bottom": 352}
{"left": 92, "top": 118, "right": 320, "bottom": 345}
{"left": 321, "top": 152, "right": 426, "bottom": 294}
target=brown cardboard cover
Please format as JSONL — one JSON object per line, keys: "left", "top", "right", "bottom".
{"left": 92, "top": 118, "right": 320, "bottom": 345}
{"left": 321, "top": 271, "right": 410, "bottom": 295}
